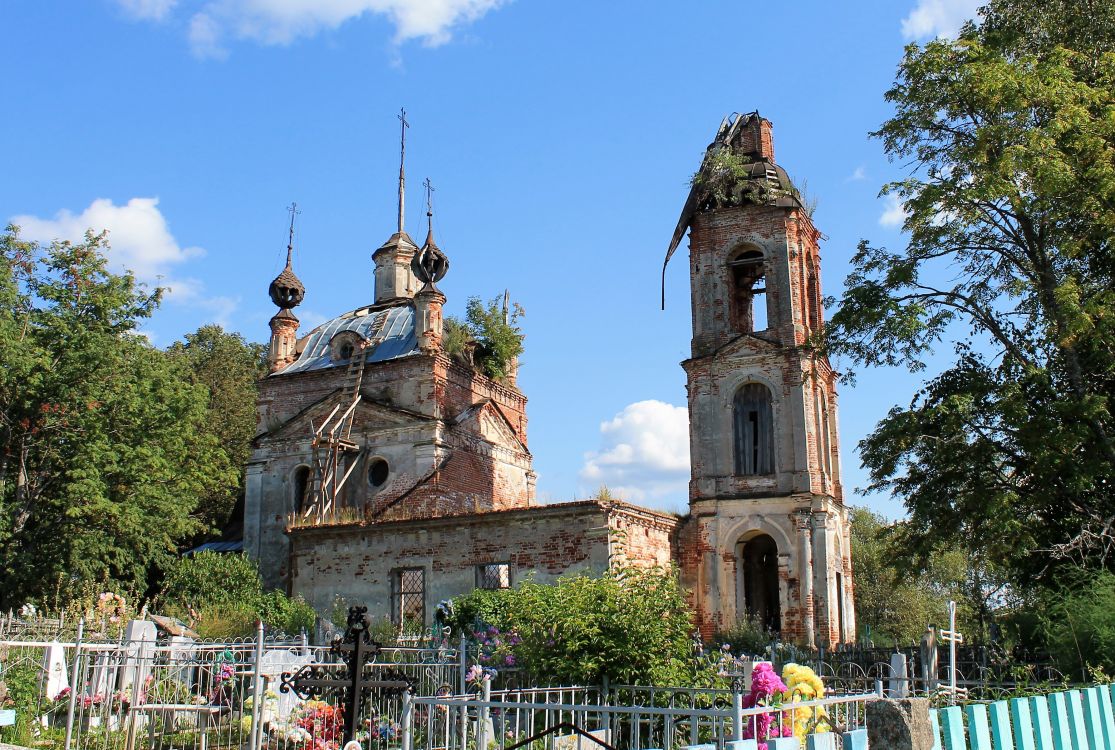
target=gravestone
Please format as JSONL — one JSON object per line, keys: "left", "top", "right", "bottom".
{"left": 259, "top": 650, "right": 313, "bottom": 720}
{"left": 553, "top": 728, "right": 610, "bottom": 750}
{"left": 890, "top": 653, "right": 909, "bottom": 698}
{"left": 735, "top": 660, "right": 772, "bottom": 692}
{"left": 88, "top": 650, "right": 120, "bottom": 697}
{"left": 866, "top": 698, "right": 934, "bottom": 750}
{"left": 120, "top": 620, "right": 157, "bottom": 695}
{"left": 919, "top": 627, "right": 938, "bottom": 692}
{"left": 41, "top": 641, "right": 68, "bottom": 700}
{"left": 166, "top": 636, "right": 198, "bottom": 686}
{"left": 40, "top": 641, "right": 68, "bottom": 726}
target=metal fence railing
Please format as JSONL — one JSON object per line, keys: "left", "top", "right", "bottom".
{"left": 0, "top": 623, "right": 462, "bottom": 750}
{"left": 5, "top": 619, "right": 1090, "bottom": 750}
{"left": 403, "top": 678, "right": 880, "bottom": 750}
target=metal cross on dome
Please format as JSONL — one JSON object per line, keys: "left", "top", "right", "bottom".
{"left": 280, "top": 605, "right": 412, "bottom": 744}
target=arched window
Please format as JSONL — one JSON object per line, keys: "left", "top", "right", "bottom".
{"left": 328, "top": 331, "right": 366, "bottom": 364}
{"left": 728, "top": 249, "right": 767, "bottom": 333}
{"left": 292, "top": 465, "right": 311, "bottom": 513}
{"left": 734, "top": 383, "right": 774, "bottom": 475}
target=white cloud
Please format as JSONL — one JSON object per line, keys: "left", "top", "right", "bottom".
{"left": 11, "top": 197, "right": 237, "bottom": 325}
{"left": 118, "top": 0, "right": 509, "bottom": 58}
{"left": 900, "top": 0, "right": 980, "bottom": 39}
{"left": 846, "top": 166, "right": 866, "bottom": 182}
{"left": 879, "top": 193, "right": 909, "bottom": 228}
{"left": 188, "top": 12, "right": 227, "bottom": 60}
{"left": 579, "top": 400, "right": 690, "bottom": 512}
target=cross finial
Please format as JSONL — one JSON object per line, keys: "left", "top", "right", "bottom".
{"left": 423, "top": 177, "right": 435, "bottom": 232}
{"left": 286, "top": 202, "right": 301, "bottom": 266}
{"left": 397, "top": 108, "right": 410, "bottom": 234}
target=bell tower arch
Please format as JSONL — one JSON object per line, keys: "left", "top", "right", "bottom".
{"left": 666, "top": 112, "right": 855, "bottom": 646}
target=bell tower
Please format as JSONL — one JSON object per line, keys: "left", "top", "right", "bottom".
{"left": 666, "top": 113, "right": 855, "bottom": 646}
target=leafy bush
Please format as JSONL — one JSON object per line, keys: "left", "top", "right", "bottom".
{"left": 147, "top": 678, "right": 191, "bottom": 705}
{"left": 449, "top": 566, "right": 705, "bottom": 686}
{"left": 258, "top": 591, "right": 316, "bottom": 637}
{"left": 0, "top": 664, "right": 42, "bottom": 745}
{"left": 159, "top": 551, "right": 316, "bottom": 638}
{"left": 189, "top": 603, "right": 259, "bottom": 640}
{"left": 714, "top": 615, "right": 776, "bottom": 657}
{"left": 161, "top": 551, "right": 261, "bottom": 610}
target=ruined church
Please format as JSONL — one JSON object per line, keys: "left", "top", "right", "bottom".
{"left": 243, "top": 112, "right": 855, "bottom": 646}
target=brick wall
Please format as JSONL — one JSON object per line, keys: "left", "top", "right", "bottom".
{"left": 289, "top": 502, "right": 616, "bottom": 617}
{"left": 605, "top": 503, "right": 680, "bottom": 569}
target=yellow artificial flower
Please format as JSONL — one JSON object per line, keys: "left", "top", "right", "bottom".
{"left": 781, "top": 664, "right": 830, "bottom": 741}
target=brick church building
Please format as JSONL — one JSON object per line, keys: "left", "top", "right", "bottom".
{"left": 243, "top": 112, "right": 855, "bottom": 646}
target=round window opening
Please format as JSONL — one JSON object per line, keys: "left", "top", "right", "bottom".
{"left": 368, "top": 458, "right": 390, "bottom": 489}
{"left": 338, "top": 343, "right": 354, "bottom": 361}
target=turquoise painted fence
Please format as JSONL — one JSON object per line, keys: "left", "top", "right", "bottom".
{"left": 930, "top": 684, "right": 1115, "bottom": 750}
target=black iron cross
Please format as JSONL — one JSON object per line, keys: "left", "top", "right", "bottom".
{"left": 286, "top": 202, "right": 301, "bottom": 247}
{"left": 280, "top": 606, "right": 412, "bottom": 744}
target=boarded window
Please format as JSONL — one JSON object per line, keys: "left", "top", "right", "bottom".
{"left": 476, "top": 562, "right": 512, "bottom": 590}
{"left": 807, "top": 266, "right": 822, "bottom": 332}
{"left": 393, "top": 568, "right": 425, "bottom": 626}
{"left": 817, "top": 392, "right": 832, "bottom": 475}
{"left": 734, "top": 384, "right": 774, "bottom": 475}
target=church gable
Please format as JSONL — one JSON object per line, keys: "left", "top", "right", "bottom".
{"left": 260, "top": 389, "right": 431, "bottom": 443}
{"left": 452, "top": 399, "right": 529, "bottom": 454}
{"left": 692, "top": 330, "right": 786, "bottom": 364}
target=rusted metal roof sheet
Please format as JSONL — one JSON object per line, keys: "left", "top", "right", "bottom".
{"left": 276, "top": 302, "right": 418, "bottom": 376}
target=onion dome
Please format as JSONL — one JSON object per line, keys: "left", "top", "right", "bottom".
{"left": 412, "top": 185, "right": 449, "bottom": 288}
{"left": 269, "top": 249, "right": 305, "bottom": 309}
{"left": 413, "top": 226, "right": 449, "bottom": 289}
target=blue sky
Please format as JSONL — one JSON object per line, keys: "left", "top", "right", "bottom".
{"left": 2, "top": 0, "right": 982, "bottom": 517}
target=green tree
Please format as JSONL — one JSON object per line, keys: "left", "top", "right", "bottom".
{"left": 851, "top": 508, "right": 942, "bottom": 644}
{"left": 851, "top": 508, "right": 1013, "bottom": 644}
{"left": 824, "top": 1, "right": 1115, "bottom": 575}
{"left": 0, "top": 226, "right": 234, "bottom": 608}
{"left": 166, "top": 325, "right": 267, "bottom": 531}
{"left": 444, "top": 295, "right": 525, "bottom": 381}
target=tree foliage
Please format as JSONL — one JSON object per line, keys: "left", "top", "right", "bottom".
{"left": 1033, "top": 569, "right": 1115, "bottom": 676}
{"left": 166, "top": 325, "right": 267, "bottom": 531}
{"left": 0, "top": 226, "right": 235, "bottom": 608}
{"left": 159, "top": 551, "right": 315, "bottom": 638}
{"left": 824, "top": 0, "right": 1115, "bottom": 574}
{"left": 850, "top": 508, "right": 1012, "bottom": 644}
{"left": 448, "top": 567, "right": 700, "bottom": 686}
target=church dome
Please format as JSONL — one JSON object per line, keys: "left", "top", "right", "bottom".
{"left": 275, "top": 302, "right": 418, "bottom": 376}
{"left": 268, "top": 263, "right": 305, "bottom": 309}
